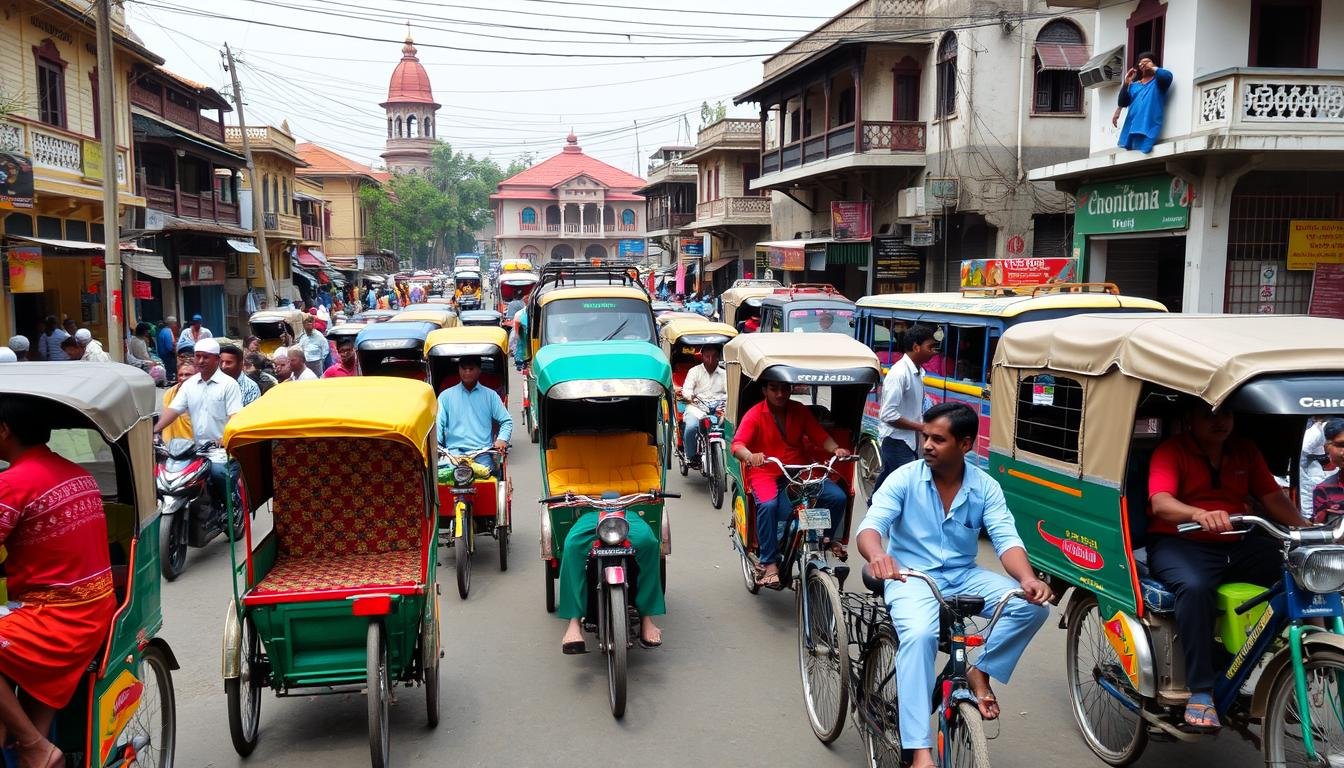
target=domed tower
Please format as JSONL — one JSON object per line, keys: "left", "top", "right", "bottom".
{"left": 381, "top": 35, "right": 440, "bottom": 175}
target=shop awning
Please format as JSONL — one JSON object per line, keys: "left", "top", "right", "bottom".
{"left": 7, "top": 235, "right": 166, "bottom": 273}
{"left": 322, "top": 267, "right": 346, "bottom": 285}
{"left": 295, "top": 247, "right": 327, "bottom": 267}
{"left": 136, "top": 213, "right": 255, "bottom": 238}
{"left": 122, "top": 251, "right": 172, "bottom": 279}
{"left": 756, "top": 239, "right": 830, "bottom": 250}
{"left": 826, "top": 242, "right": 870, "bottom": 265}
{"left": 291, "top": 265, "right": 318, "bottom": 288}
{"left": 227, "top": 239, "right": 260, "bottom": 253}
{"left": 8, "top": 235, "right": 103, "bottom": 251}
{"left": 703, "top": 257, "right": 736, "bottom": 273}
{"left": 1035, "top": 43, "right": 1090, "bottom": 71}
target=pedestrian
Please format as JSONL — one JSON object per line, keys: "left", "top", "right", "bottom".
{"left": 1300, "top": 417, "right": 1333, "bottom": 519}
{"left": 38, "top": 315, "right": 69, "bottom": 361}
{"left": 285, "top": 347, "right": 317, "bottom": 381}
{"left": 7, "top": 336, "right": 29, "bottom": 361}
{"left": 177, "top": 314, "right": 213, "bottom": 351}
{"left": 295, "top": 315, "right": 328, "bottom": 377}
{"left": 58, "top": 336, "right": 81, "bottom": 360}
{"left": 243, "top": 351, "right": 279, "bottom": 395}
{"left": 62, "top": 318, "right": 77, "bottom": 339}
{"left": 156, "top": 317, "right": 179, "bottom": 373}
{"left": 74, "top": 329, "right": 111, "bottom": 363}
{"left": 243, "top": 335, "right": 261, "bottom": 354}
{"left": 218, "top": 343, "right": 261, "bottom": 406}
{"left": 126, "top": 323, "right": 155, "bottom": 372}
{"left": 873, "top": 325, "right": 939, "bottom": 497}
{"left": 271, "top": 346, "right": 292, "bottom": 381}
{"left": 1312, "top": 418, "right": 1344, "bottom": 523}
{"left": 1112, "top": 51, "right": 1173, "bottom": 154}
{"left": 0, "top": 348, "right": 15, "bottom": 363}
{"left": 322, "top": 337, "right": 359, "bottom": 378}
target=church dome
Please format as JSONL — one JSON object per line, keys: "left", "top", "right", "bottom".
{"left": 381, "top": 36, "right": 440, "bottom": 108}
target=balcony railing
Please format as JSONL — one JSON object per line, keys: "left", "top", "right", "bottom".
{"left": 143, "top": 184, "right": 241, "bottom": 224}
{"left": 519, "top": 222, "right": 541, "bottom": 231}
{"left": 695, "top": 196, "right": 771, "bottom": 222}
{"left": 0, "top": 118, "right": 130, "bottom": 188}
{"left": 761, "top": 121, "right": 926, "bottom": 175}
{"left": 763, "top": 0, "right": 928, "bottom": 80}
{"left": 302, "top": 223, "right": 322, "bottom": 241}
{"left": 1195, "top": 68, "right": 1344, "bottom": 134}
{"left": 131, "top": 83, "right": 226, "bottom": 142}
{"left": 225, "top": 125, "right": 297, "bottom": 155}
{"left": 648, "top": 212, "right": 695, "bottom": 231}
{"left": 696, "top": 118, "right": 762, "bottom": 149}
{"left": 263, "top": 211, "right": 301, "bottom": 236}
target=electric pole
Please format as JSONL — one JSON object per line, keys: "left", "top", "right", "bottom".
{"left": 224, "top": 44, "right": 276, "bottom": 307}
{"left": 95, "top": 0, "right": 125, "bottom": 361}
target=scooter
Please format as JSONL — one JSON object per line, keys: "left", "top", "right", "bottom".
{"left": 155, "top": 437, "right": 244, "bottom": 580}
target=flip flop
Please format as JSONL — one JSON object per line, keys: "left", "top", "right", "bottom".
{"left": 638, "top": 634, "right": 663, "bottom": 649}
{"left": 561, "top": 640, "right": 589, "bottom": 655}
{"left": 1183, "top": 700, "right": 1221, "bottom": 731}
{"left": 757, "top": 571, "right": 781, "bottom": 588}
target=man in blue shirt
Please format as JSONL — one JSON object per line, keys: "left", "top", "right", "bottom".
{"left": 1112, "top": 51, "right": 1173, "bottom": 153}
{"left": 435, "top": 355, "right": 512, "bottom": 475}
{"left": 857, "top": 402, "right": 1050, "bottom": 768}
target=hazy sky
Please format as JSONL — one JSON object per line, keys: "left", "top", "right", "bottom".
{"left": 126, "top": 0, "right": 853, "bottom": 177}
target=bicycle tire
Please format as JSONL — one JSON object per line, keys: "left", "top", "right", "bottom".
{"left": 860, "top": 624, "right": 902, "bottom": 768}
{"left": 1263, "top": 648, "right": 1344, "bottom": 767}
{"left": 947, "top": 701, "right": 991, "bottom": 768}
{"left": 1064, "top": 595, "right": 1147, "bottom": 766}
{"left": 797, "top": 568, "right": 848, "bottom": 744}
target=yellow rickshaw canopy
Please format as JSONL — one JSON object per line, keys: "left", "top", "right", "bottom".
{"left": 424, "top": 325, "right": 509, "bottom": 355}
{"left": 389, "top": 308, "right": 459, "bottom": 328}
{"left": 223, "top": 377, "right": 438, "bottom": 463}
{"left": 536, "top": 285, "right": 649, "bottom": 307}
{"left": 660, "top": 318, "right": 739, "bottom": 351}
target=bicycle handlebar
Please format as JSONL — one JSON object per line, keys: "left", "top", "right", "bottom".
{"left": 868, "top": 566, "right": 1029, "bottom": 642}
{"left": 539, "top": 490, "right": 680, "bottom": 506}
{"left": 762, "top": 454, "right": 857, "bottom": 482}
{"left": 1175, "top": 514, "right": 1344, "bottom": 545}
{"left": 439, "top": 447, "right": 503, "bottom": 461}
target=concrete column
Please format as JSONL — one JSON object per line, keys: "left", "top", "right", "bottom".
{"left": 560, "top": 202, "right": 565, "bottom": 233}
{"left": 1181, "top": 170, "right": 1229, "bottom": 313}
{"left": 599, "top": 204, "right": 605, "bottom": 234}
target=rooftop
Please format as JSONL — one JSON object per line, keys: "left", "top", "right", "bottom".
{"left": 493, "top": 133, "right": 647, "bottom": 196}
{"left": 382, "top": 36, "right": 439, "bottom": 108}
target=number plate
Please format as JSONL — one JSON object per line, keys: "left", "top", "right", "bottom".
{"left": 798, "top": 507, "right": 830, "bottom": 531}
{"left": 591, "top": 547, "right": 636, "bottom": 557}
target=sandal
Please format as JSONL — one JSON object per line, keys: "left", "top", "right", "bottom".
{"left": 1183, "top": 696, "right": 1221, "bottom": 731}
{"left": 561, "top": 640, "right": 589, "bottom": 655}
{"left": 757, "top": 570, "right": 781, "bottom": 588}
{"left": 830, "top": 541, "right": 849, "bottom": 561}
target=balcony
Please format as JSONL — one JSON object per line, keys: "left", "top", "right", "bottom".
{"left": 762, "top": 0, "right": 928, "bottom": 80}
{"left": 643, "top": 161, "right": 697, "bottom": 187}
{"left": 302, "top": 223, "right": 322, "bottom": 241}
{"left": 1195, "top": 68, "right": 1344, "bottom": 138}
{"left": 760, "top": 121, "right": 926, "bottom": 178}
{"left": 691, "top": 196, "right": 772, "bottom": 229}
{"left": 225, "top": 126, "right": 299, "bottom": 158}
{"left": 0, "top": 118, "right": 131, "bottom": 194}
{"left": 130, "top": 83, "right": 225, "bottom": 142}
{"left": 262, "top": 211, "right": 302, "bottom": 238}
{"left": 647, "top": 212, "right": 695, "bottom": 232}
{"left": 144, "top": 183, "right": 240, "bottom": 223}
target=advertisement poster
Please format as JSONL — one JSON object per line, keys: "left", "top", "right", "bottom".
{"left": 132, "top": 280, "right": 154, "bottom": 300}
{"left": 909, "top": 219, "right": 935, "bottom": 247}
{"left": 766, "top": 244, "right": 805, "bottom": 271}
{"left": 873, "top": 236, "right": 923, "bottom": 284}
{"left": 830, "top": 201, "right": 872, "bottom": 242}
{"left": 7, "top": 246, "right": 42, "bottom": 293}
{"left": 1309, "top": 263, "right": 1344, "bottom": 318}
{"left": 82, "top": 139, "right": 103, "bottom": 181}
{"left": 959, "top": 257, "right": 1078, "bottom": 289}
{"left": 618, "top": 239, "right": 645, "bottom": 257}
{"left": 0, "top": 152, "right": 34, "bottom": 210}
{"left": 1287, "top": 220, "right": 1344, "bottom": 270}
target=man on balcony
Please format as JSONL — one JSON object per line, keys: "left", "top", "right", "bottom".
{"left": 1112, "top": 52, "right": 1173, "bottom": 154}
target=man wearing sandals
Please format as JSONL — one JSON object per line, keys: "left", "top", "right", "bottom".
{"left": 857, "top": 403, "right": 1050, "bottom": 768}
{"left": 731, "top": 379, "right": 852, "bottom": 588}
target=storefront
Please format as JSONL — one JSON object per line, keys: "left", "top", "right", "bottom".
{"left": 873, "top": 235, "right": 924, "bottom": 295}
{"left": 1073, "top": 175, "right": 1191, "bottom": 310}
{"left": 754, "top": 239, "right": 869, "bottom": 299}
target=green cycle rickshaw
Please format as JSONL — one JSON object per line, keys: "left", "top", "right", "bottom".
{"left": 535, "top": 341, "right": 675, "bottom": 718}
{"left": 220, "top": 377, "right": 442, "bottom": 767}
{"left": 993, "top": 314, "right": 1344, "bottom": 767}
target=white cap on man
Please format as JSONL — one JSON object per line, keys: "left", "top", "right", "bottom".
{"left": 194, "top": 338, "right": 221, "bottom": 356}
{"left": 74, "top": 328, "right": 92, "bottom": 344}
{"left": 272, "top": 346, "right": 288, "bottom": 361}
{"left": 7, "top": 336, "right": 28, "bottom": 353}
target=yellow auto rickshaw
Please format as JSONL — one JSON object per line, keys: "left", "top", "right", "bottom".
{"left": 720, "top": 279, "right": 781, "bottom": 332}
{"left": 248, "top": 309, "right": 306, "bottom": 355}
{"left": 389, "top": 308, "right": 459, "bottom": 330}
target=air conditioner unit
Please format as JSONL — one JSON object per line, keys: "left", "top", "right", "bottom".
{"left": 896, "top": 186, "right": 926, "bottom": 219}
{"left": 1079, "top": 45, "right": 1125, "bottom": 89}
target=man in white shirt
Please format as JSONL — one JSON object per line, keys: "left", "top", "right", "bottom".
{"left": 679, "top": 345, "right": 727, "bottom": 469}
{"left": 153, "top": 338, "right": 243, "bottom": 514}
{"left": 74, "top": 329, "right": 112, "bottom": 363}
{"left": 286, "top": 347, "right": 318, "bottom": 381}
{"left": 295, "top": 315, "right": 328, "bottom": 377}
{"left": 874, "top": 325, "right": 938, "bottom": 496}
{"left": 177, "top": 314, "right": 213, "bottom": 352}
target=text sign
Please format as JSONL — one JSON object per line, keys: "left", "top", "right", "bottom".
{"left": 830, "top": 201, "right": 872, "bottom": 242}
{"left": 873, "top": 236, "right": 924, "bottom": 284}
{"left": 1074, "top": 175, "right": 1190, "bottom": 235}
{"left": 1309, "top": 263, "right": 1344, "bottom": 318}
{"left": 960, "top": 258, "right": 1078, "bottom": 288}
{"left": 1287, "top": 220, "right": 1344, "bottom": 270}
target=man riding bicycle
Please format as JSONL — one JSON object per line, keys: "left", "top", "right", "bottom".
{"left": 857, "top": 402, "right": 1050, "bottom": 768}
{"left": 434, "top": 355, "right": 511, "bottom": 476}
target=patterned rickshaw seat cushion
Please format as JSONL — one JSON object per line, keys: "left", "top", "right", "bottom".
{"left": 251, "top": 550, "right": 422, "bottom": 596}
{"left": 270, "top": 438, "right": 424, "bottom": 561}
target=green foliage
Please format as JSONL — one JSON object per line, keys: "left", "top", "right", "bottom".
{"left": 700, "top": 101, "right": 727, "bottom": 128}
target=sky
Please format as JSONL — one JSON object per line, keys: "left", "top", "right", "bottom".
{"left": 125, "top": 0, "right": 855, "bottom": 178}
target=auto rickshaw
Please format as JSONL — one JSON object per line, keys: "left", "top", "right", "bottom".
{"left": 0, "top": 364, "right": 177, "bottom": 768}
{"left": 757, "top": 284, "right": 855, "bottom": 333}
{"left": 660, "top": 318, "right": 738, "bottom": 508}
{"left": 496, "top": 270, "right": 539, "bottom": 317}
{"left": 248, "top": 309, "right": 305, "bottom": 355}
{"left": 720, "top": 279, "right": 781, "bottom": 333}
{"left": 535, "top": 341, "right": 675, "bottom": 718}
{"left": 355, "top": 321, "right": 435, "bottom": 380}
{"left": 453, "top": 270, "right": 484, "bottom": 312}
{"left": 220, "top": 378, "right": 441, "bottom": 767}
{"left": 425, "top": 327, "right": 513, "bottom": 599}
{"left": 351, "top": 309, "right": 398, "bottom": 324}
{"left": 992, "top": 314, "right": 1344, "bottom": 768}
{"left": 326, "top": 322, "right": 366, "bottom": 349}
{"left": 654, "top": 310, "right": 704, "bottom": 330}
{"left": 388, "top": 308, "right": 459, "bottom": 329}
{"left": 459, "top": 309, "right": 504, "bottom": 328}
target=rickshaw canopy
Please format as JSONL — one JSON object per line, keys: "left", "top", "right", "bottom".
{"left": 248, "top": 308, "right": 306, "bottom": 328}
{"left": 325, "top": 323, "right": 366, "bottom": 341}
{"left": 455, "top": 270, "right": 482, "bottom": 282}
{"left": 352, "top": 309, "right": 398, "bottom": 323}
{"left": 356, "top": 320, "right": 438, "bottom": 349}
{"left": 536, "top": 284, "right": 649, "bottom": 307}
{"left": 459, "top": 309, "right": 503, "bottom": 327}
{"left": 655, "top": 311, "right": 705, "bottom": 327}
{"left": 389, "top": 308, "right": 458, "bottom": 328}
{"left": 0, "top": 362, "right": 155, "bottom": 441}
{"left": 724, "top": 332, "right": 881, "bottom": 384}
{"left": 223, "top": 377, "right": 437, "bottom": 464}
{"left": 660, "top": 318, "right": 738, "bottom": 352}
{"left": 534, "top": 340, "right": 671, "bottom": 397}
{"left": 855, "top": 291, "right": 1166, "bottom": 319}
{"left": 499, "top": 272, "right": 539, "bottom": 286}
{"left": 424, "top": 326, "right": 509, "bottom": 357}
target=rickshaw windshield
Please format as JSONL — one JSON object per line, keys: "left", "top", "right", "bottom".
{"left": 542, "top": 298, "right": 655, "bottom": 345}
{"left": 787, "top": 308, "right": 854, "bottom": 333}
{"left": 251, "top": 321, "right": 288, "bottom": 339}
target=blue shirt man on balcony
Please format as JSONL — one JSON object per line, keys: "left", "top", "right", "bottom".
{"left": 1112, "top": 52, "right": 1173, "bottom": 154}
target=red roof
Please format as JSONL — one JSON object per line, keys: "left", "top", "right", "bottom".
{"left": 295, "top": 142, "right": 384, "bottom": 183}
{"left": 493, "top": 133, "right": 647, "bottom": 198}
{"left": 382, "top": 37, "right": 439, "bottom": 108}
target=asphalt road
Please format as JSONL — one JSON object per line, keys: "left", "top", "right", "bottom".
{"left": 158, "top": 375, "right": 1262, "bottom": 768}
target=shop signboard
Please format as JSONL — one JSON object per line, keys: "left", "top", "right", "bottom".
{"left": 132, "top": 280, "right": 154, "bottom": 300}
{"left": 910, "top": 219, "right": 935, "bottom": 247}
{"left": 618, "top": 239, "right": 645, "bottom": 257}
{"left": 830, "top": 201, "right": 872, "bottom": 241}
{"left": 0, "top": 152, "right": 34, "bottom": 210}
{"left": 1309, "top": 263, "right": 1344, "bottom": 319}
{"left": 181, "top": 258, "right": 227, "bottom": 287}
{"left": 1074, "top": 175, "right": 1191, "bottom": 235}
{"left": 7, "top": 246, "right": 42, "bottom": 292}
{"left": 766, "top": 244, "right": 805, "bottom": 271}
{"left": 873, "top": 236, "right": 924, "bottom": 282}
{"left": 1286, "top": 220, "right": 1344, "bottom": 270}
{"left": 82, "top": 140, "right": 102, "bottom": 181}
{"left": 680, "top": 238, "right": 704, "bottom": 257}
{"left": 959, "top": 257, "right": 1078, "bottom": 289}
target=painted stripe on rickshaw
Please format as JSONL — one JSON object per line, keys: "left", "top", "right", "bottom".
{"left": 1006, "top": 468, "right": 1083, "bottom": 498}
{"left": 922, "top": 376, "right": 984, "bottom": 399}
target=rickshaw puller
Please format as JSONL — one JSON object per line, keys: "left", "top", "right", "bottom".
{"left": 435, "top": 355, "right": 511, "bottom": 476}
{"left": 858, "top": 403, "right": 1050, "bottom": 768}
{"left": 679, "top": 345, "right": 726, "bottom": 469}
{"left": 558, "top": 516, "right": 663, "bottom": 653}
{"left": 731, "top": 380, "right": 851, "bottom": 588}
{"left": 0, "top": 395, "right": 118, "bottom": 768}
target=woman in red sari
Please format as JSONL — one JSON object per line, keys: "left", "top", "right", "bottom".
{"left": 0, "top": 395, "right": 116, "bottom": 768}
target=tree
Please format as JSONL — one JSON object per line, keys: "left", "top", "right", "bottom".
{"left": 700, "top": 100, "right": 726, "bottom": 128}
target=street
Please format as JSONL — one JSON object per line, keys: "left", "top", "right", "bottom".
{"left": 157, "top": 376, "right": 1263, "bottom": 768}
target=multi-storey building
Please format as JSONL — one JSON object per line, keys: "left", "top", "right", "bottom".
{"left": 297, "top": 141, "right": 394, "bottom": 275}
{"left": 226, "top": 122, "right": 307, "bottom": 311}
{"left": 734, "top": 0, "right": 1093, "bottom": 297}
{"left": 1032, "top": 0, "right": 1344, "bottom": 314}
{"left": 490, "top": 133, "right": 647, "bottom": 264}
{"left": 682, "top": 118, "right": 773, "bottom": 292}
{"left": 638, "top": 146, "right": 696, "bottom": 267}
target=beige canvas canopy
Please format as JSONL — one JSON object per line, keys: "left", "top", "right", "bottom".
{"left": 995, "top": 314, "right": 1344, "bottom": 407}
{"left": 721, "top": 284, "right": 778, "bottom": 327}
{"left": 725, "top": 332, "right": 880, "bottom": 380}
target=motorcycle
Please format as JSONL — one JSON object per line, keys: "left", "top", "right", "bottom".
{"left": 155, "top": 437, "right": 244, "bottom": 580}
{"left": 677, "top": 396, "right": 729, "bottom": 510}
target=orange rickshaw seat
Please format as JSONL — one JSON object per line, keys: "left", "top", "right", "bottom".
{"left": 545, "top": 432, "right": 660, "bottom": 497}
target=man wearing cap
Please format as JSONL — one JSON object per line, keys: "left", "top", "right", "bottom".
{"left": 271, "top": 346, "right": 292, "bottom": 381}
{"left": 74, "top": 329, "right": 111, "bottom": 363}
{"left": 177, "top": 314, "right": 212, "bottom": 352}
{"left": 37, "top": 315, "right": 68, "bottom": 361}
{"left": 7, "top": 336, "right": 29, "bottom": 361}
{"left": 0, "top": 348, "right": 16, "bottom": 363}
{"left": 435, "top": 355, "right": 511, "bottom": 477}
{"left": 153, "top": 338, "right": 242, "bottom": 515}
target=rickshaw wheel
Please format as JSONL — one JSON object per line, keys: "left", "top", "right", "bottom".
{"left": 601, "top": 584, "right": 628, "bottom": 719}
{"left": 797, "top": 568, "right": 848, "bottom": 744}
{"left": 1264, "top": 648, "right": 1344, "bottom": 767}
{"left": 366, "top": 622, "right": 391, "bottom": 768}
{"left": 422, "top": 600, "right": 441, "bottom": 728}
{"left": 124, "top": 645, "right": 176, "bottom": 768}
{"left": 678, "top": 450, "right": 689, "bottom": 477}
{"left": 545, "top": 562, "right": 557, "bottom": 613}
{"left": 498, "top": 526, "right": 510, "bottom": 572}
{"left": 455, "top": 529, "right": 472, "bottom": 599}
{"left": 1065, "top": 595, "right": 1147, "bottom": 766}
{"left": 226, "top": 615, "right": 262, "bottom": 756}
{"left": 160, "top": 513, "right": 188, "bottom": 581}
{"left": 857, "top": 440, "right": 881, "bottom": 503}
{"left": 708, "top": 447, "right": 726, "bottom": 510}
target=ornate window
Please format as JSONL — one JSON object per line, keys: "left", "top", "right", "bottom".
{"left": 282, "top": 177, "right": 290, "bottom": 214}
{"left": 395, "top": 117, "right": 403, "bottom": 138}
{"left": 621, "top": 208, "right": 636, "bottom": 226}
{"left": 262, "top": 174, "right": 271, "bottom": 213}
{"left": 387, "top": 117, "right": 393, "bottom": 138}
{"left": 892, "top": 57, "right": 921, "bottom": 122}
{"left": 936, "top": 33, "right": 957, "bottom": 118}
{"left": 424, "top": 117, "right": 433, "bottom": 137}
{"left": 33, "top": 39, "right": 67, "bottom": 128}
{"left": 1033, "top": 21, "right": 1085, "bottom": 114}
{"left": 407, "top": 115, "right": 417, "bottom": 137}
{"left": 520, "top": 207, "right": 537, "bottom": 225}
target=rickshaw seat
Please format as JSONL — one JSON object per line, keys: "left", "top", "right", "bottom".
{"left": 670, "top": 361, "right": 694, "bottom": 389}
{"left": 247, "top": 550, "right": 421, "bottom": 600}
{"left": 546, "top": 432, "right": 661, "bottom": 497}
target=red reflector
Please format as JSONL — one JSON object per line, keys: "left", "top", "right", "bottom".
{"left": 604, "top": 566, "right": 626, "bottom": 585}
{"left": 352, "top": 595, "right": 392, "bottom": 616}
{"left": 963, "top": 635, "right": 985, "bottom": 647}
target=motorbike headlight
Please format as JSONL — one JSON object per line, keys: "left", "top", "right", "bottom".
{"left": 1289, "top": 545, "right": 1344, "bottom": 594}
{"left": 597, "top": 515, "right": 629, "bottom": 546}
{"left": 453, "top": 463, "right": 475, "bottom": 485}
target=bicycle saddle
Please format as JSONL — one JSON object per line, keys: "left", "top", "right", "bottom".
{"left": 861, "top": 566, "right": 884, "bottom": 596}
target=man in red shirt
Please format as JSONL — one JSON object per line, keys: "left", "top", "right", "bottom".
{"left": 731, "top": 379, "right": 851, "bottom": 587}
{"left": 1147, "top": 399, "right": 1301, "bottom": 731}
{"left": 0, "top": 395, "right": 117, "bottom": 768}
{"left": 322, "top": 336, "right": 359, "bottom": 378}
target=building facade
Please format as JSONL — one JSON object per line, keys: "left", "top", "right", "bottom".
{"left": 491, "top": 133, "right": 647, "bottom": 264}
{"left": 682, "top": 118, "right": 773, "bottom": 293}
{"left": 226, "top": 122, "right": 305, "bottom": 313}
{"left": 638, "top": 146, "right": 696, "bottom": 267}
{"left": 0, "top": 0, "right": 160, "bottom": 348}
{"left": 1033, "top": 0, "right": 1344, "bottom": 315}
{"left": 381, "top": 36, "right": 439, "bottom": 176}
{"left": 297, "top": 141, "right": 393, "bottom": 274}
{"left": 735, "top": 0, "right": 1093, "bottom": 297}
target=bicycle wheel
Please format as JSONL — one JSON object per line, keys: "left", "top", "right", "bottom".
{"left": 1263, "top": 648, "right": 1344, "bottom": 767}
{"left": 861, "top": 625, "right": 902, "bottom": 768}
{"left": 124, "top": 645, "right": 176, "bottom": 767}
{"left": 1064, "top": 595, "right": 1147, "bottom": 766}
{"left": 366, "top": 622, "right": 390, "bottom": 768}
{"left": 226, "top": 616, "right": 262, "bottom": 756}
{"left": 797, "top": 567, "right": 849, "bottom": 744}
{"left": 946, "top": 701, "right": 991, "bottom": 768}
{"left": 857, "top": 439, "right": 881, "bottom": 503}
{"left": 708, "top": 445, "right": 725, "bottom": 510}
{"left": 603, "top": 584, "right": 629, "bottom": 719}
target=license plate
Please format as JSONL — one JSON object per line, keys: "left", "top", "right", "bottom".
{"left": 591, "top": 547, "right": 635, "bottom": 557}
{"left": 798, "top": 507, "right": 830, "bottom": 531}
